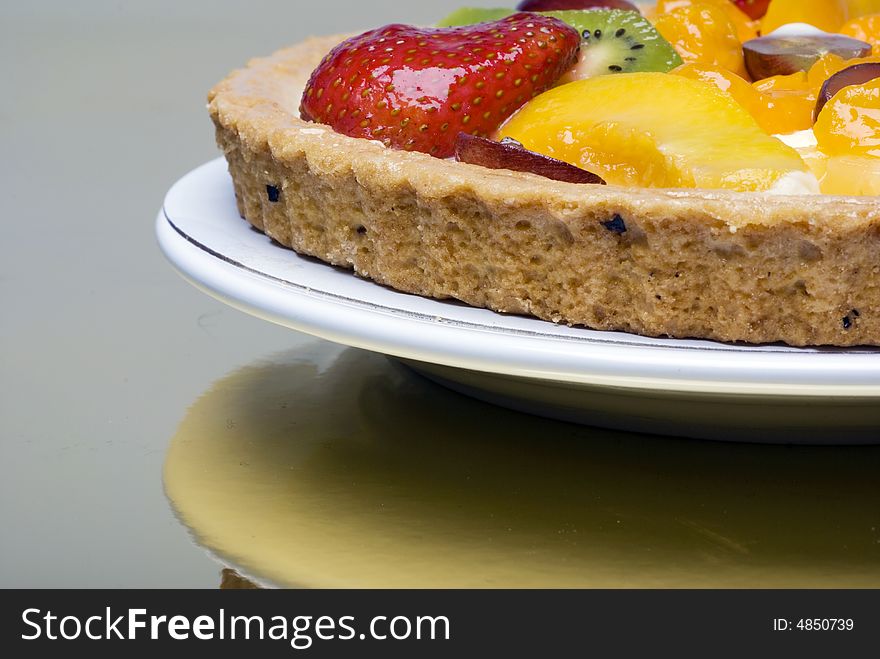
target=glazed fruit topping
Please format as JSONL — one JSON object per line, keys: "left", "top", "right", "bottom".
{"left": 749, "top": 70, "right": 817, "bottom": 133}
{"left": 654, "top": 0, "right": 758, "bottom": 45}
{"left": 815, "top": 61, "right": 880, "bottom": 119}
{"left": 653, "top": 2, "right": 748, "bottom": 78}
{"left": 300, "top": 1, "right": 880, "bottom": 193}
{"left": 671, "top": 62, "right": 809, "bottom": 135}
{"left": 299, "top": 13, "right": 581, "bottom": 158}
{"left": 743, "top": 34, "right": 872, "bottom": 81}
{"left": 732, "top": 0, "right": 770, "bottom": 21}
{"left": 454, "top": 133, "right": 606, "bottom": 184}
{"left": 761, "top": 0, "right": 849, "bottom": 36}
{"left": 815, "top": 76, "right": 880, "bottom": 156}
{"left": 441, "top": 8, "right": 682, "bottom": 79}
{"left": 840, "top": 14, "right": 880, "bottom": 51}
{"left": 516, "top": 0, "right": 640, "bottom": 12}
{"left": 549, "top": 9, "right": 683, "bottom": 80}
{"left": 497, "top": 72, "right": 808, "bottom": 191}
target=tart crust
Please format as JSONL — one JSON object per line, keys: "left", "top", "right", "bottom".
{"left": 209, "top": 35, "right": 880, "bottom": 347}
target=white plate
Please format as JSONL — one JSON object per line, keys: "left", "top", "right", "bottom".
{"left": 157, "top": 159, "right": 880, "bottom": 443}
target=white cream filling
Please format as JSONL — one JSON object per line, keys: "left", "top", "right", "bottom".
{"left": 767, "top": 131, "right": 821, "bottom": 194}
{"left": 767, "top": 170, "right": 821, "bottom": 195}
{"left": 766, "top": 22, "right": 829, "bottom": 38}
{"left": 755, "top": 23, "right": 827, "bottom": 195}
{"left": 774, "top": 129, "right": 819, "bottom": 150}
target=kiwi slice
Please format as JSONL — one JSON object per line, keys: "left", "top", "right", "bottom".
{"left": 437, "top": 7, "right": 513, "bottom": 28}
{"left": 437, "top": 8, "right": 682, "bottom": 75}
{"left": 545, "top": 10, "right": 682, "bottom": 76}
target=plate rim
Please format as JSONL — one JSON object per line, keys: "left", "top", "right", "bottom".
{"left": 157, "top": 159, "right": 880, "bottom": 398}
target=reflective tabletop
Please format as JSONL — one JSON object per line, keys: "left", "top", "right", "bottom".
{"left": 3, "top": 1, "right": 880, "bottom": 589}
{"left": 167, "top": 342, "right": 880, "bottom": 588}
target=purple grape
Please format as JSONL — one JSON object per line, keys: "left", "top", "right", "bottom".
{"left": 455, "top": 133, "right": 605, "bottom": 185}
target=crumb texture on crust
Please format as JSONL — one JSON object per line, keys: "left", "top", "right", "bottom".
{"left": 209, "top": 35, "right": 880, "bottom": 347}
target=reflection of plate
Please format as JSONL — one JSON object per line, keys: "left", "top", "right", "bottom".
{"left": 164, "top": 344, "right": 880, "bottom": 588}
{"left": 157, "top": 159, "right": 880, "bottom": 442}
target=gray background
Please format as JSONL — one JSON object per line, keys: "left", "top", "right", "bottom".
{"left": 0, "top": 0, "right": 498, "bottom": 588}
{"left": 4, "top": 1, "right": 880, "bottom": 590}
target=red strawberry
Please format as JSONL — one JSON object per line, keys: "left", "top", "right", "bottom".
{"left": 732, "top": 0, "right": 771, "bottom": 20}
{"left": 299, "top": 13, "right": 580, "bottom": 158}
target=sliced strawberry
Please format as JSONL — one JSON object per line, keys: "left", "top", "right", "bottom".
{"left": 732, "top": 0, "right": 771, "bottom": 20}
{"left": 299, "top": 13, "right": 580, "bottom": 158}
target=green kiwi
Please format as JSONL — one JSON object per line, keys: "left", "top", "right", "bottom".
{"left": 437, "top": 8, "right": 683, "bottom": 76}
{"left": 437, "top": 7, "right": 513, "bottom": 27}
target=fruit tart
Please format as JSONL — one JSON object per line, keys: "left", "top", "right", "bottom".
{"left": 208, "top": 0, "right": 880, "bottom": 347}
